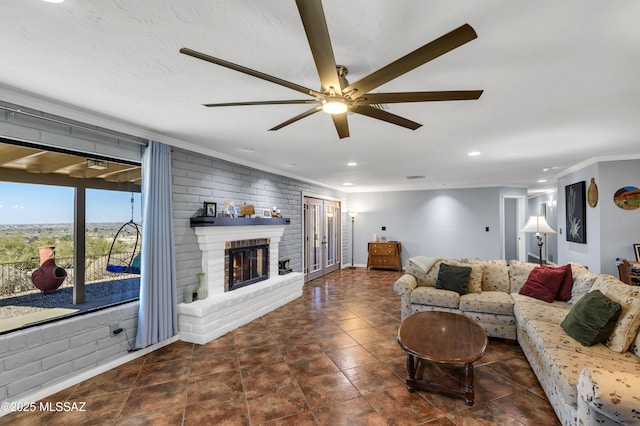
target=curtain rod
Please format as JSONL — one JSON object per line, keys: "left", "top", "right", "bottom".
{"left": 0, "top": 105, "right": 148, "bottom": 146}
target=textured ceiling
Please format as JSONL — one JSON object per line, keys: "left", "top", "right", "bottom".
{"left": 1, "top": 0, "right": 639, "bottom": 193}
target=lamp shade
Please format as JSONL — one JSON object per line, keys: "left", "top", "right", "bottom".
{"left": 521, "top": 215, "right": 556, "bottom": 234}
{"left": 348, "top": 211, "right": 358, "bottom": 218}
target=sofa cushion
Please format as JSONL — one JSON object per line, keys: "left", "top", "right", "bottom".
{"left": 460, "top": 259, "right": 510, "bottom": 292}
{"left": 569, "top": 262, "right": 590, "bottom": 279}
{"left": 436, "top": 263, "right": 471, "bottom": 295}
{"left": 591, "top": 275, "right": 640, "bottom": 353}
{"left": 406, "top": 257, "right": 443, "bottom": 287}
{"left": 561, "top": 290, "right": 622, "bottom": 347}
{"left": 519, "top": 266, "right": 566, "bottom": 303}
{"left": 443, "top": 260, "right": 483, "bottom": 293}
{"left": 512, "top": 293, "right": 570, "bottom": 325}
{"left": 555, "top": 264, "right": 574, "bottom": 301}
{"left": 459, "top": 291, "right": 514, "bottom": 315}
{"left": 410, "top": 286, "right": 460, "bottom": 309}
{"left": 569, "top": 271, "right": 598, "bottom": 305}
{"left": 508, "top": 260, "right": 538, "bottom": 293}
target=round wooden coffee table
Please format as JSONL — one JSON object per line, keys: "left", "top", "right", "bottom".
{"left": 397, "top": 311, "right": 488, "bottom": 405}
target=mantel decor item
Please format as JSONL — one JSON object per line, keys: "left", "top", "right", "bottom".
{"left": 203, "top": 202, "right": 216, "bottom": 217}
{"left": 565, "top": 181, "right": 586, "bottom": 244}
{"left": 240, "top": 203, "right": 255, "bottom": 217}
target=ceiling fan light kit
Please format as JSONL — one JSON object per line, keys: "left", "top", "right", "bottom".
{"left": 180, "top": 0, "right": 483, "bottom": 139}
{"left": 322, "top": 97, "right": 348, "bottom": 114}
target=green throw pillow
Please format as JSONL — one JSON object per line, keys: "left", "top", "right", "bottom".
{"left": 435, "top": 263, "right": 472, "bottom": 295}
{"left": 561, "top": 290, "right": 622, "bottom": 346}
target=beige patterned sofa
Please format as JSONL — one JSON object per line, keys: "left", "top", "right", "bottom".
{"left": 393, "top": 257, "right": 640, "bottom": 426}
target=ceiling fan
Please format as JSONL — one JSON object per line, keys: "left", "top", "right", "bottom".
{"left": 180, "top": 0, "right": 483, "bottom": 139}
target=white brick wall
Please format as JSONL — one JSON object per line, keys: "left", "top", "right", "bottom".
{"left": 171, "top": 148, "right": 344, "bottom": 303}
{"left": 0, "top": 303, "right": 139, "bottom": 401}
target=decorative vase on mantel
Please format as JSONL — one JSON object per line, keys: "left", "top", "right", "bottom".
{"left": 196, "top": 272, "right": 208, "bottom": 300}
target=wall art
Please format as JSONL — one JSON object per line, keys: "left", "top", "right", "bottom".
{"left": 565, "top": 181, "right": 586, "bottom": 244}
{"left": 613, "top": 186, "right": 640, "bottom": 210}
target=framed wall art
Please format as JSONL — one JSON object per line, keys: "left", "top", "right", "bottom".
{"left": 565, "top": 181, "right": 586, "bottom": 244}
{"left": 203, "top": 202, "right": 216, "bottom": 217}
{"left": 634, "top": 244, "right": 640, "bottom": 262}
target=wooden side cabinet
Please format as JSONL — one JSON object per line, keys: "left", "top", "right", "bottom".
{"left": 367, "top": 241, "right": 402, "bottom": 271}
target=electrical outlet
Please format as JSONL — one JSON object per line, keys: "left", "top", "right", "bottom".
{"left": 110, "top": 323, "right": 121, "bottom": 336}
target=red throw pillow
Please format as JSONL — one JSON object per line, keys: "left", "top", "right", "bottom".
{"left": 554, "top": 264, "right": 573, "bottom": 301}
{"left": 519, "top": 266, "right": 566, "bottom": 303}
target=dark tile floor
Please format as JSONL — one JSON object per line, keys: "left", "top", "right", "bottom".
{"left": 4, "top": 268, "right": 561, "bottom": 425}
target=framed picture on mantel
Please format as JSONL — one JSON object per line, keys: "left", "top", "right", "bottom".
{"left": 565, "top": 181, "right": 586, "bottom": 244}
{"left": 203, "top": 202, "right": 216, "bottom": 217}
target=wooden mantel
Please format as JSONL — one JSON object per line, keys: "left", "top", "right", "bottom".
{"left": 190, "top": 216, "right": 290, "bottom": 227}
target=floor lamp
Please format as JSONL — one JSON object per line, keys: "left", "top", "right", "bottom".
{"left": 521, "top": 215, "right": 557, "bottom": 265}
{"left": 348, "top": 212, "right": 358, "bottom": 268}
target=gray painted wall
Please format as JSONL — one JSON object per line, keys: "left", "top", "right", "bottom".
{"left": 348, "top": 187, "right": 527, "bottom": 266}
{"left": 558, "top": 159, "right": 640, "bottom": 275}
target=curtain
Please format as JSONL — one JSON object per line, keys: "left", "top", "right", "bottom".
{"left": 135, "top": 140, "right": 178, "bottom": 348}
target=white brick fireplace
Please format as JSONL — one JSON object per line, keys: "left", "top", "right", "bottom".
{"left": 178, "top": 222, "right": 304, "bottom": 344}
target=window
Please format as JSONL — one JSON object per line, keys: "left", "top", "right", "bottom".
{"left": 0, "top": 141, "right": 141, "bottom": 334}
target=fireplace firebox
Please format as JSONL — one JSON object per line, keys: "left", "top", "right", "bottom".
{"left": 225, "top": 239, "right": 269, "bottom": 291}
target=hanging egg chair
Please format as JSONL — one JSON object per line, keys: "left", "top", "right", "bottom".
{"left": 106, "top": 220, "right": 141, "bottom": 274}
{"left": 106, "top": 193, "right": 141, "bottom": 274}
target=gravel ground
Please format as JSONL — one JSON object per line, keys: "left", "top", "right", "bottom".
{"left": 0, "top": 278, "right": 140, "bottom": 319}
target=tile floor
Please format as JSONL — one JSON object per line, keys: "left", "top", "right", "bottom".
{"left": 4, "top": 268, "right": 561, "bottom": 425}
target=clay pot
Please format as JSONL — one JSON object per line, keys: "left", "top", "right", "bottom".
{"left": 31, "top": 246, "right": 67, "bottom": 292}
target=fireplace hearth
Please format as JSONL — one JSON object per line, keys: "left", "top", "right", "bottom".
{"left": 225, "top": 239, "right": 269, "bottom": 291}
{"left": 181, "top": 220, "right": 303, "bottom": 345}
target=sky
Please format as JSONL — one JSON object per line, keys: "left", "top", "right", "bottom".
{"left": 0, "top": 182, "right": 142, "bottom": 225}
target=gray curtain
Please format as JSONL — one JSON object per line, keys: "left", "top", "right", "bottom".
{"left": 135, "top": 140, "right": 178, "bottom": 348}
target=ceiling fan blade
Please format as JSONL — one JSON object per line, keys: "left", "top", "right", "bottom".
{"left": 331, "top": 113, "right": 350, "bottom": 139}
{"left": 269, "top": 106, "right": 322, "bottom": 131}
{"left": 355, "top": 90, "right": 483, "bottom": 105}
{"left": 204, "top": 99, "right": 319, "bottom": 107}
{"left": 180, "top": 47, "right": 322, "bottom": 98}
{"left": 344, "top": 24, "right": 478, "bottom": 100}
{"left": 352, "top": 105, "right": 422, "bottom": 130}
{"left": 295, "top": 0, "right": 342, "bottom": 93}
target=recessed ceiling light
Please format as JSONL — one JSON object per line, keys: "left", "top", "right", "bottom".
{"left": 43, "top": 0, "right": 64, "bottom": 3}
{"left": 537, "top": 179, "right": 547, "bottom": 183}
{"left": 467, "top": 151, "right": 481, "bottom": 157}
{"left": 347, "top": 162, "right": 357, "bottom": 166}
{"left": 239, "top": 147, "right": 255, "bottom": 153}
{"left": 342, "top": 182, "right": 354, "bottom": 186}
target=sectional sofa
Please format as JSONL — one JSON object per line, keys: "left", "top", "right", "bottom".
{"left": 393, "top": 257, "right": 640, "bottom": 426}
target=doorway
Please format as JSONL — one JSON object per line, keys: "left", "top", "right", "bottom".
{"left": 502, "top": 196, "right": 526, "bottom": 262}
{"left": 304, "top": 196, "right": 341, "bottom": 282}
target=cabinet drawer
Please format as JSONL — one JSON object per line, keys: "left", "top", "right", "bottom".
{"left": 369, "top": 255, "right": 393, "bottom": 266}
{"left": 369, "top": 243, "right": 398, "bottom": 255}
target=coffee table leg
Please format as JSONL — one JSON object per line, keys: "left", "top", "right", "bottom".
{"left": 406, "top": 353, "right": 417, "bottom": 392}
{"left": 464, "top": 362, "right": 474, "bottom": 406}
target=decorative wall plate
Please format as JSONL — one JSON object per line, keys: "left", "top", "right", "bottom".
{"left": 587, "top": 177, "right": 598, "bottom": 207}
{"left": 613, "top": 186, "right": 640, "bottom": 210}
